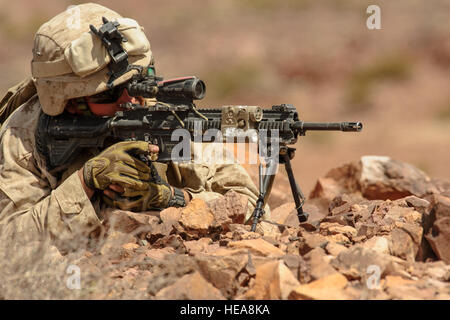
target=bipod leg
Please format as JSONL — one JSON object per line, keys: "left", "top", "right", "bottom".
{"left": 280, "top": 148, "right": 309, "bottom": 223}
{"left": 251, "top": 159, "right": 277, "bottom": 232}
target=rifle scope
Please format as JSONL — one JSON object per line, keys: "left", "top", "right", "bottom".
{"left": 126, "top": 76, "right": 206, "bottom": 101}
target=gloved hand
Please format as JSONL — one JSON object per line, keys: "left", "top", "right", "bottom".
{"left": 102, "top": 163, "right": 186, "bottom": 211}
{"left": 82, "top": 141, "right": 153, "bottom": 191}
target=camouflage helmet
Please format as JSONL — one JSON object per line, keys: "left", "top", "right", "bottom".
{"left": 31, "top": 3, "right": 152, "bottom": 116}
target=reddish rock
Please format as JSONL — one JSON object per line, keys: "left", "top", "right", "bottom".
{"left": 388, "top": 228, "right": 418, "bottom": 262}
{"left": 310, "top": 178, "right": 348, "bottom": 204}
{"left": 179, "top": 199, "right": 215, "bottom": 237}
{"left": 325, "top": 241, "right": 348, "bottom": 256}
{"left": 319, "top": 222, "right": 357, "bottom": 240}
{"left": 383, "top": 276, "right": 440, "bottom": 300}
{"left": 122, "top": 243, "right": 139, "bottom": 251}
{"left": 195, "top": 253, "right": 248, "bottom": 298}
{"left": 426, "top": 217, "right": 450, "bottom": 264}
{"left": 304, "top": 247, "right": 338, "bottom": 281}
{"left": 184, "top": 238, "right": 213, "bottom": 255}
{"left": 298, "top": 232, "right": 328, "bottom": 255}
{"left": 432, "top": 194, "right": 450, "bottom": 220}
{"left": 207, "top": 190, "right": 248, "bottom": 229}
{"left": 358, "top": 156, "right": 438, "bottom": 200}
{"left": 362, "top": 236, "right": 390, "bottom": 255}
{"left": 144, "top": 247, "right": 176, "bottom": 261}
{"left": 289, "top": 273, "right": 349, "bottom": 300}
{"left": 227, "top": 238, "right": 284, "bottom": 257}
{"left": 271, "top": 202, "right": 295, "bottom": 225}
{"left": 152, "top": 234, "right": 187, "bottom": 254}
{"left": 159, "top": 207, "right": 182, "bottom": 224}
{"left": 105, "top": 209, "right": 160, "bottom": 234}
{"left": 154, "top": 272, "right": 225, "bottom": 300}
{"left": 404, "top": 196, "right": 431, "bottom": 214}
{"left": 282, "top": 254, "right": 310, "bottom": 284}
{"left": 99, "top": 230, "right": 137, "bottom": 259}
{"left": 330, "top": 245, "right": 407, "bottom": 280}
{"left": 244, "top": 260, "right": 300, "bottom": 300}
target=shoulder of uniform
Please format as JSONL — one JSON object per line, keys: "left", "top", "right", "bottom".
{"left": 1, "top": 94, "right": 41, "bottom": 132}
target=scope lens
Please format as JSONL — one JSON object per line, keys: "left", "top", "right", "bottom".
{"left": 194, "top": 80, "right": 206, "bottom": 99}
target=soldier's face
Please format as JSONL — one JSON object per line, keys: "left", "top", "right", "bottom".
{"left": 85, "top": 87, "right": 144, "bottom": 117}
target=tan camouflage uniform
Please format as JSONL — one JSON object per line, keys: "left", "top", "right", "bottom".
{"left": 0, "top": 95, "right": 264, "bottom": 250}
{"left": 0, "top": 4, "right": 270, "bottom": 251}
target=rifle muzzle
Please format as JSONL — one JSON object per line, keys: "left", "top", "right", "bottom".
{"left": 294, "top": 121, "right": 363, "bottom": 132}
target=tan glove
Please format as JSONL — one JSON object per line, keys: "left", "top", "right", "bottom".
{"left": 83, "top": 141, "right": 152, "bottom": 191}
{"left": 102, "top": 163, "right": 186, "bottom": 211}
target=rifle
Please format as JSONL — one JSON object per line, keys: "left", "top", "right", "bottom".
{"left": 36, "top": 74, "right": 362, "bottom": 231}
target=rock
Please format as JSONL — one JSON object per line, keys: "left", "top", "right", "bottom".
{"left": 383, "top": 276, "right": 438, "bottom": 300}
{"left": 282, "top": 254, "right": 310, "bottom": 284}
{"left": 179, "top": 199, "right": 215, "bottom": 237}
{"left": 322, "top": 212, "right": 355, "bottom": 228}
{"left": 426, "top": 217, "right": 450, "bottom": 264}
{"left": 104, "top": 209, "right": 173, "bottom": 244}
{"left": 309, "top": 178, "right": 348, "bottom": 204}
{"left": 298, "top": 232, "right": 328, "bottom": 255}
{"left": 159, "top": 207, "right": 182, "bottom": 224}
{"left": 304, "top": 247, "right": 338, "bottom": 281}
{"left": 303, "top": 201, "right": 328, "bottom": 224}
{"left": 268, "top": 202, "right": 295, "bottom": 225}
{"left": 359, "top": 156, "right": 437, "bottom": 200}
{"left": 289, "top": 273, "right": 349, "bottom": 300}
{"left": 319, "top": 222, "right": 357, "bottom": 240}
{"left": 324, "top": 233, "right": 351, "bottom": 244}
{"left": 355, "top": 223, "right": 379, "bottom": 239}
{"left": 325, "top": 242, "right": 349, "bottom": 257}
{"left": 383, "top": 205, "right": 423, "bottom": 231}
{"left": 122, "top": 243, "right": 139, "bottom": 251}
{"left": 432, "top": 194, "right": 450, "bottom": 220}
{"left": 208, "top": 190, "right": 247, "bottom": 229}
{"left": 144, "top": 247, "right": 176, "bottom": 261}
{"left": 195, "top": 253, "right": 248, "bottom": 298}
{"left": 425, "top": 264, "right": 450, "bottom": 281}
{"left": 99, "top": 230, "right": 137, "bottom": 259}
{"left": 270, "top": 202, "right": 295, "bottom": 224}
{"left": 362, "top": 236, "right": 390, "bottom": 255}
{"left": 388, "top": 228, "right": 417, "bottom": 261}
{"left": 244, "top": 260, "right": 300, "bottom": 300}
{"left": 330, "top": 246, "right": 406, "bottom": 280}
{"left": 257, "top": 220, "right": 282, "bottom": 238}
{"left": 227, "top": 238, "right": 284, "bottom": 257}
{"left": 329, "top": 193, "right": 364, "bottom": 214}
{"left": 229, "top": 224, "right": 252, "bottom": 238}
{"left": 404, "top": 196, "right": 431, "bottom": 214}
{"left": 105, "top": 209, "right": 160, "bottom": 235}
{"left": 184, "top": 238, "right": 213, "bottom": 255}
{"left": 152, "top": 234, "right": 186, "bottom": 254}
{"left": 154, "top": 272, "right": 225, "bottom": 300}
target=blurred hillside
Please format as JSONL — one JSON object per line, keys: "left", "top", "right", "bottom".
{"left": 0, "top": 0, "right": 449, "bottom": 194}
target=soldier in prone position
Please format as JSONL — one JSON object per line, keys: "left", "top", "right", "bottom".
{"left": 0, "top": 4, "right": 265, "bottom": 251}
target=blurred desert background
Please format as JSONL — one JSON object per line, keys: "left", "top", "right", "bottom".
{"left": 0, "top": 0, "right": 449, "bottom": 195}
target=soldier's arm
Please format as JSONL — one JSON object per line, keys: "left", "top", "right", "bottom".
{"left": 0, "top": 126, "right": 101, "bottom": 251}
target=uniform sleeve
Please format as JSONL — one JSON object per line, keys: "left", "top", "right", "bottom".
{"left": 0, "top": 126, "right": 101, "bottom": 251}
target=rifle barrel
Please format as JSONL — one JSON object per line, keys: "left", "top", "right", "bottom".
{"left": 294, "top": 121, "right": 363, "bottom": 132}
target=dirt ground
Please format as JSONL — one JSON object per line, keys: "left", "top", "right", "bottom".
{"left": 0, "top": 0, "right": 449, "bottom": 195}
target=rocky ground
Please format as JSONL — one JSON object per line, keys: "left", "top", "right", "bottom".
{"left": 1, "top": 155, "right": 448, "bottom": 300}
